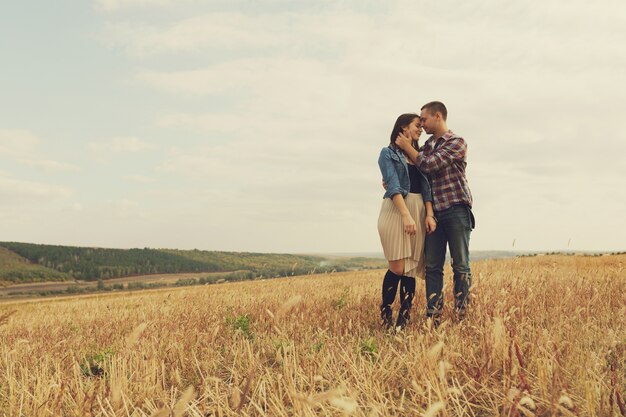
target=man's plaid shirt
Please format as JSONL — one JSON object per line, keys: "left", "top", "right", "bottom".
{"left": 415, "top": 130, "right": 473, "bottom": 212}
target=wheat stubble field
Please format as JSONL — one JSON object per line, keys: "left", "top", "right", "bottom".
{"left": 0, "top": 255, "right": 624, "bottom": 416}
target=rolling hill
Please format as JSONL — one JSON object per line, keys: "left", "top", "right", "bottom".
{"left": 0, "top": 246, "right": 69, "bottom": 284}
{"left": 0, "top": 242, "right": 387, "bottom": 283}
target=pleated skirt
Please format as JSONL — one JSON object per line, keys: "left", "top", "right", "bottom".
{"left": 377, "top": 193, "right": 426, "bottom": 279}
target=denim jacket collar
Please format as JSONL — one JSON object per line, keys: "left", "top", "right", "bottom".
{"left": 388, "top": 145, "right": 407, "bottom": 160}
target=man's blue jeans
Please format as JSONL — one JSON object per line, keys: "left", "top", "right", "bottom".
{"left": 425, "top": 204, "right": 474, "bottom": 317}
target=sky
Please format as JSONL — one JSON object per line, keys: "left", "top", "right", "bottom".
{"left": 1, "top": 0, "right": 625, "bottom": 254}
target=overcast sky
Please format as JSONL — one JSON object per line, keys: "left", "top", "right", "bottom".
{"left": 1, "top": 0, "right": 625, "bottom": 253}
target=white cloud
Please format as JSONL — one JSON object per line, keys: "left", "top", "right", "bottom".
{"left": 138, "top": 57, "right": 352, "bottom": 105}
{"left": 18, "top": 158, "right": 81, "bottom": 173}
{"left": 0, "top": 174, "right": 72, "bottom": 205}
{"left": 0, "top": 129, "right": 82, "bottom": 173}
{"left": 88, "top": 137, "right": 157, "bottom": 153}
{"left": 94, "top": 0, "right": 195, "bottom": 12}
{"left": 98, "top": 1, "right": 626, "bottom": 73}
{"left": 122, "top": 174, "right": 155, "bottom": 183}
{"left": 107, "top": 198, "right": 142, "bottom": 218}
{"left": 101, "top": 13, "right": 290, "bottom": 56}
{"left": 0, "top": 129, "right": 38, "bottom": 156}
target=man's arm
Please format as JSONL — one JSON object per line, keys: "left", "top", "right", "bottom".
{"left": 424, "top": 201, "right": 437, "bottom": 234}
{"left": 414, "top": 137, "right": 466, "bottom": 173}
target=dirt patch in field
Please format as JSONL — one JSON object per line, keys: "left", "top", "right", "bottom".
{"left": 0, "top": 271, "right": 245, "bottom": 300}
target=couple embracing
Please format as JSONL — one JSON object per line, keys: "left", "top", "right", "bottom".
{"left": 377, "top": 101, "right": 475, "bottom": 330}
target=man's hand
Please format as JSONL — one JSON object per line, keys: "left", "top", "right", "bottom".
{"left": 395, "top": 131, "right": 412, "bottom": 151}
{"left": 425, "top": 216, "right": 437, "bottom": 234}
{"left": 382, "top": 179, "right": 387, "bottom": 190}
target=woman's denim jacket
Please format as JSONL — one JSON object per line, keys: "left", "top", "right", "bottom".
{"left": 378, "top": 146, "right": 433, "bottom": 202}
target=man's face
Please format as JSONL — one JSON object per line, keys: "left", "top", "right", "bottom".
{"left": 419, "top": 109, "right": 436, "bottom": 134}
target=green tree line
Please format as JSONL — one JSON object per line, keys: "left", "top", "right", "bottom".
{"left": 0, "top": 242, "right": 385, "bottom": 283}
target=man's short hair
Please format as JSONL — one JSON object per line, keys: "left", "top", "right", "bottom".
{"left": 421, "top": 101, "right": 447, "bottom": 121}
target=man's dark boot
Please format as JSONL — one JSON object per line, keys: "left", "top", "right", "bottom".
{"left": 380, "top": 270, "right": 400, "bottom": 329}
{"left": 426, "top": 292, "right": 443, "bottom": 329}
{"left": 396, "top": 276, "right": 416, "bottom": 329}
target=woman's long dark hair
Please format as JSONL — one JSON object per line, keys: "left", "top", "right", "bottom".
{"left": 389, "top": 113, "right": 419, "bottom": 150}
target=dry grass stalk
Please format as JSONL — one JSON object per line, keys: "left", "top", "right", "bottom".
{"left": 276, "top": 295, "right": 303, "bottom": 318}
{"left": 126, "top": 322, "right": 147, "bottom": 346}
{"left": 423, "top": 401, "right": 445, "bottom": 417}
{"left": 173, "top": 386, "right": 195, "bottom": 417}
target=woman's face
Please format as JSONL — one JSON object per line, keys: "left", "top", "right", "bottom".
{"left": 402, "top": 118, "right": 422, "bottom": 141}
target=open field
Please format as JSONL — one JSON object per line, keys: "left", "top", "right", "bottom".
{"left": 0, "top": 255, "right": 624, "bottom": 416}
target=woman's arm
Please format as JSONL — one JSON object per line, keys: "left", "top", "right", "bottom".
{"left": 378, "top": 148, "right": 406, "bottom": 198}
{"left": 378, "top": 148, "right": 415, "bottom": 235}
{"left": 392, "top": 194, "right": 416, "bottom": 236}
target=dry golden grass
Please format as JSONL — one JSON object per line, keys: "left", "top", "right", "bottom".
{"left": 0, "top": 255, "right": 624, "bottom": 416}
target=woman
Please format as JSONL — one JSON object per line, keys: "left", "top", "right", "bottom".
{"left": 377, "top": 113, "right": 437, "bottom": 330}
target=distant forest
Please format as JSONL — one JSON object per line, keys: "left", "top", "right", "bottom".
{"left": 0, "top": 242, "right": 385, "bottom": 283}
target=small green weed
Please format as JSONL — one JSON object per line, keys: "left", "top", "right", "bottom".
{"left": 273, "top": 339, "right": 293, "bottom": 353}
{"left": 359, "top": 338, "right": 378, "bottom": 359}
{"left": 311, "top": 341, "right": 325, "bottom": 353}
{"left": 333, "top": 287, "right": 350, "bottom": 310}
{"left": 226, "top": 314, "right": 253, "bottom": 340}
{"left": 80, "top": 347, "right": 115, "bottom": 377}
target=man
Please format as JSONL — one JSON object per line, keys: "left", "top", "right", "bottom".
{"left": 395, "top": 101, "right": 474, "bottom": 324}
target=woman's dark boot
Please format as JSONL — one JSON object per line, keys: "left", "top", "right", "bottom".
{"left": 396, "top": 276, "right": 416, "bottom": 329}
{"left": 380, "top": 270, "right": 400, "bottom": 329}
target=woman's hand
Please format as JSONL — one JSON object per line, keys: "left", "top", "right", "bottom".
{"left": 425, "top": 215, "right": 437, "bottom": 234}
{"left": 402, "top": 213, "right": 417, "bottom": 235}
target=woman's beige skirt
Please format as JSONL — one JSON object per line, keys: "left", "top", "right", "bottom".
{"left": 377, "top": 193, "right": 426, "bottom": 279}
